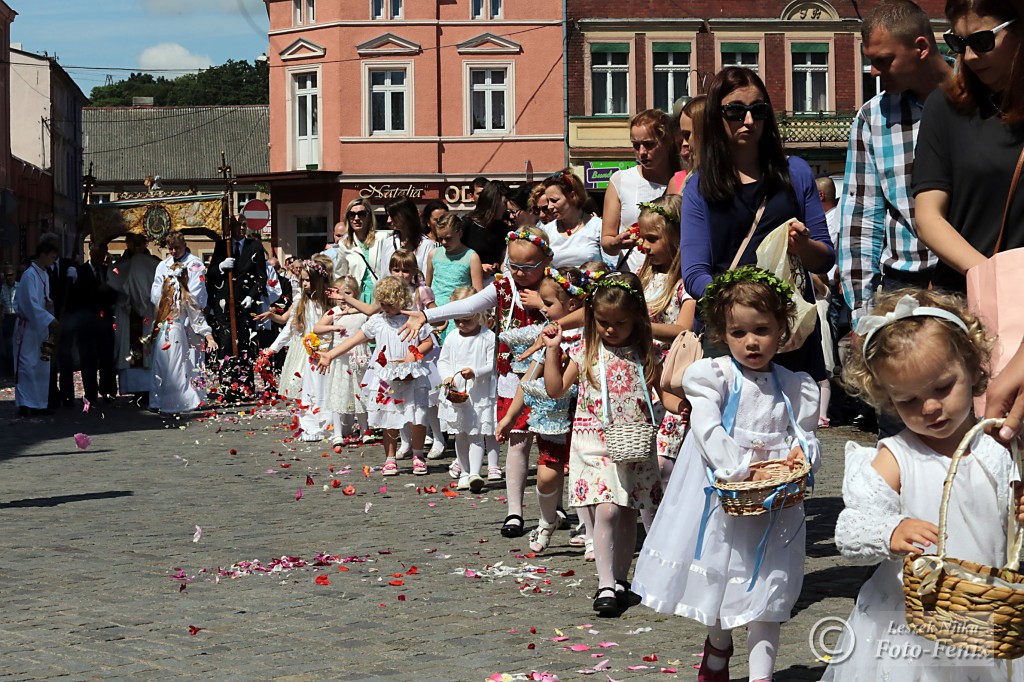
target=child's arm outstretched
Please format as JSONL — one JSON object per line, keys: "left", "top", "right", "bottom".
{"left": 318, "top": 330, "right": 370, "bottom": 368}
{"left": 399, "top": 284, "right": 497, "bottom": 340}
{"left": 335, "top": 290, "right": 379, "bottom": 317}
{"left": 313, "top": 309, "right": 340, "bottom": 336}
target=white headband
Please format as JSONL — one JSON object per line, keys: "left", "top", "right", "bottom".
{"left": 860, "top": 294, "right": 969, "bottom": 359}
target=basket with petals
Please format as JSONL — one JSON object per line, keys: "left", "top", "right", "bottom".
{"left": 902, "top": 418, "right": 1024, "bottom": 660}
{"left": 444, "top": 375, "right": 471, "bottom": 404}
{"left": 713, "top": 459, "right": 811, "bottom": 517}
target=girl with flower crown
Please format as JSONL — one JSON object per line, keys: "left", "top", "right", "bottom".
{"left": 261, "top": 254, "right": 333, "bottom": 441}
{"left": 632, "top": 266, "right": 820, "bottom": 682}
{"left": 542, "top": 271, "right": 664, "bottom": 618}
{"left": 149, "top": 262, "right": 218, "bottom": 414}
{"left": 400, "top": 226, "right": 551, "bottom": 538}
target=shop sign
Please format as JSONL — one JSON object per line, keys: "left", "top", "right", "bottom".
{"left": 444, "top": 184, "right": 477, "bottom": 206}
{"left": 583, "top": 161, "right": 636, "bottom": 190}
{"left": 358, "top": 184, "right": 426, "bottom": 200}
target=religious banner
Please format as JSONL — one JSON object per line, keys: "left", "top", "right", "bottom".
{"left": 89, "top": 193, "right": 226, "bottom": 245}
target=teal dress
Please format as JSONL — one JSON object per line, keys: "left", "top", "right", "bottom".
{"left": 358, "top": 243, "right": 375, "bottom": 304}
{"left": 430, "top": 247, "right": 476, "bottom": 342}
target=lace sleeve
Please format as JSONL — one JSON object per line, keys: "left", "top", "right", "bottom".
{"left": 834, "top": 441, "right": 907, "bottom": 565}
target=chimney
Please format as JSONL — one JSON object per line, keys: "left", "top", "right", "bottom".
{"left": 132, "top": 97, "right": 155, "bottom": 107}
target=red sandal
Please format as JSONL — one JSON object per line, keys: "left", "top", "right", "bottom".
{"left": 697, "top": 637, "right": 734, "bottom": 682}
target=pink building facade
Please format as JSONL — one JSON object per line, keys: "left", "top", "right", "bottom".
{"left": 251, "top": 0, "right": 566, "bottom": 260}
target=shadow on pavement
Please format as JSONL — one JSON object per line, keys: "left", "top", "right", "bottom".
{"left": 805, "top": 495, "right": 842, "bottom": 559}
{"left": 775, "top": 662, "right": 828, "bottom": 681}
{"left": 792, "top": 563, "right": 866, "bottom": 618}
{"left": 0, "top": 490, "right": 134, "bottom": 509}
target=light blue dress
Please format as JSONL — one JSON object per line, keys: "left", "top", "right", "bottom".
{"left": 430, "top": 246, "right": 476, "bottom": 342}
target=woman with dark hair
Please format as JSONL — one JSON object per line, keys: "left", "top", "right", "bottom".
{"left": 679, "top": 67, "right": 834, "bottom": 378}
{"left": 420, "top": 200, "right": 448, "bottom": 242}
{"left": 380, "top": 197, "right": 436, "bottom": 278}
{"left": 603, "top": 109, "right": 681, "bottom": 272}
{"left": 462, "top": 180, "right": 511, "bottom": 278}
{"left": 914, "top": 0, "right": 1024, "bottom": 293}
{"left": 507, "top": 184, "right": 540, "bottom": 229}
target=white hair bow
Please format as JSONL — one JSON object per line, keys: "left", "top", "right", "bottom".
{"left": 859, "top": 294, "right": 968, "bottom": 357}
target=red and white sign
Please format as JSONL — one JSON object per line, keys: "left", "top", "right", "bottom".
{"left": 242, "top": 199, "right": 270, "bottom": 232}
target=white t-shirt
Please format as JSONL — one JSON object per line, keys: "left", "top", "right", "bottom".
{"left": 610, "top": 165, "right": 667, "bottom": 272}
{"left": 541, "top": 214, "right": 604, "bottom": 270}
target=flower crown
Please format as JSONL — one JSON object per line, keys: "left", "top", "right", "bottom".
{"left": 637, "top": 201, "right": 679, "bottom": 224}
{"left": 304, "top": 259, "right": 330, "bottom": 279}
{"left": 701, "top": 265, "right": 794, "bottom": 305}
{"left": 505, "top": 230, "right": 553, "bottom": 257}
{"left": 589, "top": 272, "right": 644, "bottom": 302}
{"left": 545, "top": 267, "right": 587, "bottom": 299}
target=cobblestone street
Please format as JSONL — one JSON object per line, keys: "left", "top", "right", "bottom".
{"left": 0, "top": 388, "right": 874, "bottom": 681}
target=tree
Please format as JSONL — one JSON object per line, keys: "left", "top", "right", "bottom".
{"left": 89, "top": 59, "right": 269, "bottom": 106}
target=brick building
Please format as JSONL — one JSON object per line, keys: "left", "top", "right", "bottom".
{"left": 567, "top": 0, "right": 949, "bottom": 190}
{"left": 249, "top": 0, "right": 565, "bottom": 263}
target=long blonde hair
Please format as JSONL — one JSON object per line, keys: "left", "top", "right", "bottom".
{"left": 341, "top": 197, "right": 376, "bottom": 249}
{"left": 637, "top": 193, "right": 682, "bottom": 321}
{"left": 149, "top": 264, "right": 194, "bottom": 344}
{"left": 290, "top": 254, "right": 333, "bottom": 335}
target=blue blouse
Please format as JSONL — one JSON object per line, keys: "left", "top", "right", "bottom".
{"left": 679, "top": 156, "right": 834, "bottom": 299}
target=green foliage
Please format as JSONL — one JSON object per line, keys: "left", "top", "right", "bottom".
{"left": 88, "top": 59, "right": 269, "bottom": 106}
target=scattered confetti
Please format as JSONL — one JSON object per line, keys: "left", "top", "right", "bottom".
{"left": 192, "top": 526, "right": 202, "bottom": 543}
{"left": 73, "top": 433, "right": 91, "bottom": 450}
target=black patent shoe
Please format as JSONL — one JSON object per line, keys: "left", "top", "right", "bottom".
{"left": 615, "top": 579, "right": 642, "bottom": 609}
{"left": 593, "top": 586, "right": 623, "bottom": 617}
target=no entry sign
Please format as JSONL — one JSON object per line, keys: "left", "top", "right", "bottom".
{"left": 241, "top": 199, "right": 270, "bottom": 232}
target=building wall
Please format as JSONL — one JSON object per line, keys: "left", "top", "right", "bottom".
{"left": 9, "top": 51, "right": 50, "bottom": 168}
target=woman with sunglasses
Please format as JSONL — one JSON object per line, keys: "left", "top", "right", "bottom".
{"left": 913, "top": 0, "right": 1024, "bottom": 294}
{"left": 602, "top": 109, "right": 681, "bottom": 273}
{"left": 330, "top": 197, "right": 386, "bottom": 304}
{"left": 680, "top": 67, "right": 834, "bottom": 379}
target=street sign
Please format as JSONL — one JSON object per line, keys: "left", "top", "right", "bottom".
{"left": 242, "top": 199, "right": 270, "bottom": 231}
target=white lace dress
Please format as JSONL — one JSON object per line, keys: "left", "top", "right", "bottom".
{"left": 325, "top": 309, "right": 369, "bottom": 416}
{"left": 436, "top": 327, "right": 496, "bottom": 436}
{"left": 632, "top": 357, "right": 820, "bottom": 628}
{"left": 359, "top": 312, "right": 433, "bottom": 429}
{"left": 822, "top": 431, "right": 1021, "bottom": 682}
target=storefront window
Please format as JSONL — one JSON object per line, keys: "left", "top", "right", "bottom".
{"left": 295, "top": 215, "right": 329, "bottom": 259}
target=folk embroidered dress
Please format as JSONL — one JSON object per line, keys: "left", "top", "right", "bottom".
{"left": 565, "top": 342, "right": 661, "bottom": 510}
{"left": 632, "top": 357, "right": 819, "bottom": 629}
{"left": 359, "top": 312, "right": 433, "bottom": 430}
{"left": 822, "top": 431, "right": 1021, "bottom": 682}
{"left": 325, "top": 309, "right": 369, "bottom": 417}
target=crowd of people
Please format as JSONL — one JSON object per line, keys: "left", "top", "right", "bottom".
{"left": 6, "top": 0, "right": 1024, "bottom": 679}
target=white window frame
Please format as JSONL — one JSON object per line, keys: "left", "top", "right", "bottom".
{"left": 463, "top": 61, "right": 514, "bottom": 135}
{"left": 862, "top": 59, "right": 881, "bottom": 102}
{"left": 721, "top": 50, "right": 759, "bottom": 73}
{"left": 589, "top": 46, "right": 630, "bottom": 116}
{"left": 293, "top": 0, "right": 314, "bottom": 25}
{"left": 371, "top": 0, "right": 403, "bottom": 19}
{"left": 651, "top": 48, "right": 691, "bottom": 112}
{"left": 235, "top": 192, "right": 258, "bottom": 216}
{"left": 285, "top": 65, "right": 322, "bottom": 170}
{"left": 792, "top": 50, "right": 829, "bottom": 113}
{"left": 471, "top": 0, "right": 503, "bottom": 19}
{"left": 362, "top": 61, "right": 414, "bottom": 137}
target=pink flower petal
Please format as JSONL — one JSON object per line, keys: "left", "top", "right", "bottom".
{"left": 73, "top": 433, "right": 91, "bottom": 450}
{"left": 566, "top": 644, "right": 591, "bottom": 652}
{"left": 295, "top": 488, "right": 303, "bottom": 501}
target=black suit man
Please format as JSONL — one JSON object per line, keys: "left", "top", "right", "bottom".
{"left": 206, "top": 217, "right": 267, "bottom": 401}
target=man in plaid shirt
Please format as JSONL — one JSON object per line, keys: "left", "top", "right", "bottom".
{"left": 838, "top": 0, "right": 950, "bottom": 328}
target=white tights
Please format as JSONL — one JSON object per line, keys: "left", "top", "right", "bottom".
{"left": 400, "top": 406, "right": 445, "bottom": 451}
{"left": 591, "top": 503, "right": 637, "bottom": 589}
{"left": 332, "top": 412, "right": 367, "bottom": 438}
{"left": 454, "top": 433, "right": 485, "bottom": 476}
{"left": 705, "top": 620, "right": 780, "bottom": 681}
{"left": 504, "top": 432, "right": 533, "bottom": 519}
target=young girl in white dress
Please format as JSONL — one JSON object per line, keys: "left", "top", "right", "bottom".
{"left": 542, "top": 271, "right": 664, "bottom": 618}
{"left": 264, "top": 255, "right": 333, "bottom": 441}
{"left": 822, "top": 290, "right": 1023, "bottom": 682}
{"left": 149, "top": 263, "right": 218, "bottom": 414}
{"left": 437, "top": 286, "right": 496, "bottom": 493}
{"left": 318, "top": 275, "right": 434, "bottom": 476}
{"left": 314, "top": 275, "right": 369, "bottom": 450}
{"left": 631, "top": 267, "right": 820, "bottom": 682}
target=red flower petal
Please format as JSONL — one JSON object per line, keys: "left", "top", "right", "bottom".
{"left": 315, "top": 575, "right": 331, "bottom": 585}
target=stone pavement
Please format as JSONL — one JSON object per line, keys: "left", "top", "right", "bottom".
{"left": 0, "top": 384, "right": 875, "bottom": 682}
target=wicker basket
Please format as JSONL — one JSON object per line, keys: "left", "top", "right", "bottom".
{"left": 604, "top": 421, "right": 656, "bottom": 463}
{"left": 445, "top": 385, "right": 469, "bottom": 404}
{"left": 713, "top": 459, "right": 811, "bottom": 517}
{"left": 902, "top": 417, "right": 1024, "bottom": 660}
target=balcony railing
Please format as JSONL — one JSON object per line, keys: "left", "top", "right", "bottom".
{"left": 777, "top": 111, "right": 857, "bottom": 145}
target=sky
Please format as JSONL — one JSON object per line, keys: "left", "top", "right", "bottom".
{"left": 9, "top": 0, "right": 270, "bottom": 97}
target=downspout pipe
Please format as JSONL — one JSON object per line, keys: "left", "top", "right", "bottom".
{"left": 562, "top": 0, "right": 569, "bottom": 168}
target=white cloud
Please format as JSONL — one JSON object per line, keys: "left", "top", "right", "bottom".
{"left": 137, "top": 43, "right": 213, "bottom": 72}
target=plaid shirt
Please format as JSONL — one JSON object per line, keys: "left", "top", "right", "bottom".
{"left": 838, "top": 90, "right": 937, "bottom": 327}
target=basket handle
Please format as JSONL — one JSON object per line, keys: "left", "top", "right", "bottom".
{"left": 1006, "top": 434, "right": 1023, "bottom": 571}
{"left": 936, "top": 418, "right": 1005, "bottom": 561}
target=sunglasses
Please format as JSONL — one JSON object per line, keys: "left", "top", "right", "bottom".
{"left": 721, "top": 101, "right": 772, "bottom": 122}
{"left": 944, "top": 18, "right": 1016, "bottom": 54}
{"left": 347, "top": 210, "right": 369, "bottom": 219}
{"left": 507, "top": 260, "right": 546, "bottom": 272}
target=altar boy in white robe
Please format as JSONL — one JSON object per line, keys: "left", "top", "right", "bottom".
{"left": 15, "top": 240, "right": 61, "bottom": 416}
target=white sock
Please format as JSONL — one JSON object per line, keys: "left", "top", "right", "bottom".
{"left": 454, "top": 433, "right": 471, "bottom": 473}
{"left": 536, "top": 485, "right": 560, "bottom": 525}
{"left": 818, "top": 379, "right": 831, "bottom": 422}
{"left": 593, "top": 503, "right": 620, "bottom": 588}
{"left": 428, "top": 406, "right": 445, "bottom": 446}
{"left": 747, "top": 621, "right": 780, "bottom": 681}
{"left": 331, "top": 412, "right": 343, "bottom": 439}
{"left": 485, "top": 435, "right": 499, "bottom": 469}
{"left": 468, "top": 437, "right": 484, "bottom": 476}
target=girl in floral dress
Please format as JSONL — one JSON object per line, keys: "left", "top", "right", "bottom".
{"left": 636, "top": 194, "right": 696, "bottom": 518}
{"left": 400, "top": 226, "right": 551, "bottom": 538}
{"left": 542, "top": 271, "right": 663, "bottom": 617}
